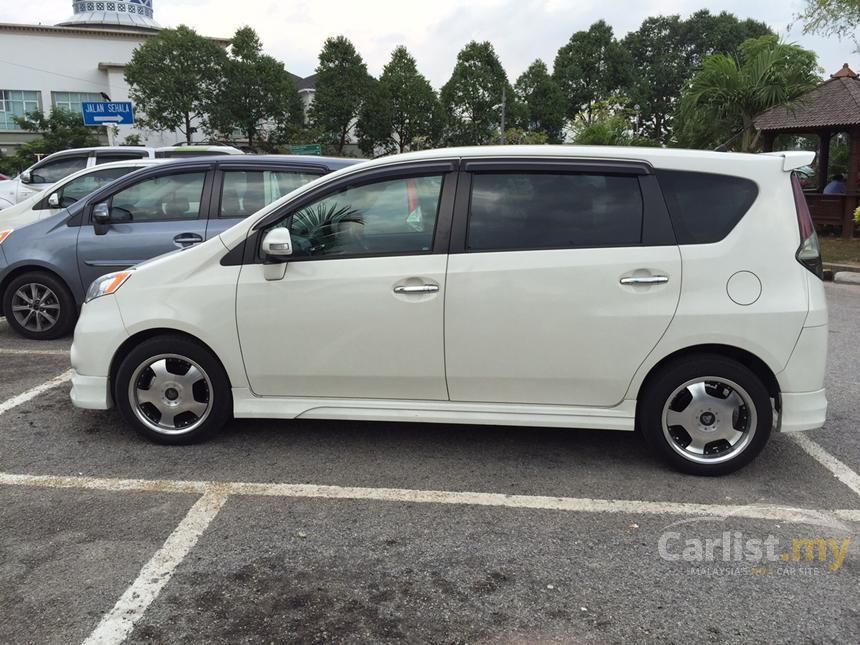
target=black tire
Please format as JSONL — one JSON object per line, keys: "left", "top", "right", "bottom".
{"left": 2, "top": 271, "right": 77, "bottom": 340}
{"left": 637, "top": 354, "right": 772, "bottom": 476}
{"left": 114, "top": 335, "right": 231, "bottom": 445}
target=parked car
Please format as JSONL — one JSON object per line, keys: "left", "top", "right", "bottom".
{"left": 0, "top": 155, "right": 357, "bottom": 340}
{"left": 0, "top": 159, "right": 166, "bottom": 230}
{"left": 68, "top": 146, "right": 828, "bottom": 475}
{"left": 0, "top": 145, "right": 243, "bottom": 208}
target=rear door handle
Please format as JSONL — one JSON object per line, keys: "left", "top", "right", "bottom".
{"left": 393, "top": 284, "right": 439, "bottom": 294}
{"left": 620, "top": 275, "right": 669, "bottom": 285}
{"left": 173, "top": 233, "right": 203, "bottom": 247}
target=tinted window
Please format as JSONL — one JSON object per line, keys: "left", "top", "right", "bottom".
{"left": 282, "top": 175, "right": 443, "bottom": 258}
{"left": 30, "top": 156, "right": 88, "bottom": 184}
{"left": 109, "top": 172, "right": 206, "bottom": 222}
{"left": 95, "top": 152, "right": 147, "bottom": 164}
{"left": 656, "top": 170, "right": 758, "bottom": 244}
{"left": 156, "top": 150, "right": 230, "bottom": 158}
{"left": 220, "top": 169, "right": 320, "bottom": 218}
{"left": 58, "top": 167, "right": 134, "bottom": 207}
{"left": 467, "top": 173, "right": 643, "bottom": 251}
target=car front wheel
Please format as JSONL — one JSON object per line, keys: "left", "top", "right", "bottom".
{"left": 2, "top": 271, "right": 77, "bottom": 340}
{"left": 115, "top": 335, "right": 231, "bottom": 444}
{"left": 638, "top": 355, "right": 773, "bottom": 476}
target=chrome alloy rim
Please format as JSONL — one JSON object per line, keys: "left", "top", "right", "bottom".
{"left": 661, "top": 377, "right": 757, "bottom": 465}
{"left": 11, "top": 283, "right": 60, "bottom": 333}
{"left": 129, "top": 354, "right": 212, "bottom": 435}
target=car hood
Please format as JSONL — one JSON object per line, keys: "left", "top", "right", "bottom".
{"left": 0, "top": 178, "right": 17, "bottom": 205}
{"left": 0, "top": 190, "right": 47, "bottom": 228}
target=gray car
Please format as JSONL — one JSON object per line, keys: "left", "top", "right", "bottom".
{"left": 0, "top": 155, "right": 358, "bottom": 340}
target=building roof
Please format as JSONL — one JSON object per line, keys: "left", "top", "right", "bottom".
{"left": 58, "top": 0, "right": 160, "bottom": 31}
{"left": 0, "top": 21, "right": 229, "bottom": 44}
{"left": 755, "top": 64, "right": 860, "bottom": 132}
{"left": 290, "top": 73, "right": 317, "bottom": 91}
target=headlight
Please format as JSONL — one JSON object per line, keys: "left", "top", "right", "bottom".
{"left": 0, "top": 229, "right": 12, "bottom": 244}
{"left": 85, "top": 271, "right": 132, "bottom": 303}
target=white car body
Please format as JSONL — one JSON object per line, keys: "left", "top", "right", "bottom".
{"left": 0, "top": 145, "right": 242, "bottom": 209}
{"left": 70, "top": 145, "right": 828, "bottom": 474}
{"left": 0, "top": 159, "right": 165, "bottom": 230}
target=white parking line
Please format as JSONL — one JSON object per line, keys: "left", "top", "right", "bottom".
{"left": 0, "top": 471, "right": 858, "bottom": 524}
{"left": 81, "top": 489, "right": 228, "bottom": 645}
{"left": 0, "top": 347, "right": 70, "bottom": 356}
{"left": 0, "top": 369, "right": 73, "bottom": 416}
{"left": 790, "top": 433, "right": 860, "bottom": 500}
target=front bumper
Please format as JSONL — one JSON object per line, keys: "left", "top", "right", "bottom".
{"left": 70, "top": 371, "right": 111, "bottom": 410}
{"left": 779, "top": 389, "right": 827, "bottom": 432}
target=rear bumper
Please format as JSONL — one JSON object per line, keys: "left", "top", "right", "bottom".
{"left": 779, "top": 389, "right": 827, "bottom": 432}
{"left": 70, "top": 371, "right": 112, "bottom": 410}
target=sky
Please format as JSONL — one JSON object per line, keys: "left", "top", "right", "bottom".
{"left": 1, "top": 0, "right": 857, "bottom": 87}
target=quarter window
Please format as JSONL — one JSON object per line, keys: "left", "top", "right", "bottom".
{"left": 467, "top": 173, "right": 644, "bottom": 251}
{"left": 0, "top": 90, "right": 41, "bottom": 130}
{"left": 282, "top": 175, "right": 444, "bottom": 258}
{"left": 108, "top": 172, "right": 206, "bottom": 222}
{"left": 220, "top": 170, "right": 320, "bottom": 219}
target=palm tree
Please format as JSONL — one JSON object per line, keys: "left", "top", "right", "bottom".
{"left": 679, "top": 39, "right": 819, "bottom": 152}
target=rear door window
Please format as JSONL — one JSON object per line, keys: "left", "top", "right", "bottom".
{"left": 56, "top": 166, "right": 135, "bottom": 207}
{"left": 656, "top": 170, "right": 758, "bottom": 244}
{"left": 466, "top": 172, "right": 644, "bottom": 251}
{"left": 95, "top": 152, "right": 148, "bottom": 164}
{"left": 30, "top": 156, "right": 88, "bottom": 184}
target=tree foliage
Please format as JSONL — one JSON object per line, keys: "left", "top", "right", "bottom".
{"left": 310, "top": 36, "right": 370, "bottom": 154}
{"left": 514, "top": 60, "right": 566, "bottom": 143}
{"left": 356, "top": 77, "right": 394, "bottom": 157}
{"left": 2, "top": 108, "right": 103, "bottom": 173}
{"left": 208, "top": 27, "right": 303, "bottom": 150}
{"left": 378, "top": 46, "right": 441, "bottom": 152}
{"left": 124, "top": 25, "right": 226, "bottom": 143}
{"left": 677, "top": 36, "right": 820, "bottom": 151}
{"left": 795, "top": 0, "right": 860, "bottom": 45}
{"left": 441, "top": 41, "right": 512, "bottom": 145}
{"left": 553, "top": 21, "right": 630, "bottom": 125}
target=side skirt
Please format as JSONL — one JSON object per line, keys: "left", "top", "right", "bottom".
{"left": 231, "top": 389, "right": 637, "bottom": 431}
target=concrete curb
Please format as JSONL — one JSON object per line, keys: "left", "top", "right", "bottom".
{"left": 833, "top": 271, "right": 860, "bottom": 285}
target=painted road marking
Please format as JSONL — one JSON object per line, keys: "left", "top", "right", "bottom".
{"left": 0, "top": 471, "right": 857, "bottom": 524}
{"left": 0, "top": 369, "right": 72, "bottom": 416}
{"left": 0, "top": 347, "right": 69, "bottom": 356}
{"left": 81, "top": 489, "right": 228, "bottom": 645}
{"left": 790, "top": 433, "right": 860, "bottom": 500}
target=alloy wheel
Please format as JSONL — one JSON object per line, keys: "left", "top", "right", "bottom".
{"left": 129, "top": 354, "right": 213, "bottom": 435}
{"left": 10, "top": 282, "right": 61, "bottom": 333}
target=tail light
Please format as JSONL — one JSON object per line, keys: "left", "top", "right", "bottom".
{"left": 791, "top": 173, "right": 823, "bottom": 279}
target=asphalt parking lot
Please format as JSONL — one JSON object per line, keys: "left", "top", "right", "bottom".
{"left": 1, "top": 282, "right": 859, "bottom": 645}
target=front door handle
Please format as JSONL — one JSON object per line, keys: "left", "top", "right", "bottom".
{"left": 620, "top": 275, "right": 669, "bottom": 285}
{"left": 393, "top": 284, "right": 439, "bottom": 294}
{"left": 173, "top": 233, "right": 203, "bottom": 248}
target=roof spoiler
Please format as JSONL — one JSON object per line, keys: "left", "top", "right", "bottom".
{"left": 762, "top": 150, "right": 816, "bottom": 171}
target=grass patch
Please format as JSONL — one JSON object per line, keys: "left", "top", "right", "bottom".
{"left": 820, "top": 236, "right": 860, "bottom": 265}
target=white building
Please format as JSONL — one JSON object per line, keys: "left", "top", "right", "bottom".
{"left": 0, "top": 1, "right": 318, "bottom": 154}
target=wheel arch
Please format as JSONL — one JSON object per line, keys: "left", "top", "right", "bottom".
{"left": 0, "top": 264, "right": 76, "bottom": 317}
{"left": 636, "top": 344, "right": 781, "bottom": 405}
{"left": 109, "top": 327, "right": 233, "bottom": 401}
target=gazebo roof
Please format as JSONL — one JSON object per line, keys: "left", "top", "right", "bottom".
{"left": 755, "top": 64, "right": 860, "bottom": 132}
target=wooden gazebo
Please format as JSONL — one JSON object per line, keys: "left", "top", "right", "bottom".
{"left": 756, "top": 63, "right": 860, "bottom": 239}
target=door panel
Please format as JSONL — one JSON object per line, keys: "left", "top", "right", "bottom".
{"left": 444, "top": 246, "right": 681, "bottom": 406}
{"left": 236, "top": 255, "right": 448, "bottom": 399}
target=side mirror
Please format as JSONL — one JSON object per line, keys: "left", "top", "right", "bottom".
{"left": 48, "top": 192, "right": 60, "bottom": 208}
{"left": 20, "top": 171, "right": 32, "bottom": 184}
{"left": 93, "top": 202, "right": 110, "bottom": 224}
{"left": 261, "top": 228, "right": 293, "bottom": 260}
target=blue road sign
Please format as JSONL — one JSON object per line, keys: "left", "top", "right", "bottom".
{"left": 82, "top": 102, "right": 135, "bottom": 126}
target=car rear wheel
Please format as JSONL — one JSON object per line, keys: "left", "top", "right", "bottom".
{"left": 638, "top": 355, "right": 773, "bottom": 476}
{"left": 115, "top": 335, "right": 231, "bottom": 444}
{"left": 2, "top": 271, "right": 76, "bottom": 340}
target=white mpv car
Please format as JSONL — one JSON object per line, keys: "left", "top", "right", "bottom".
{"left": 70, "top": 146, "right": 828, "bottom": 475}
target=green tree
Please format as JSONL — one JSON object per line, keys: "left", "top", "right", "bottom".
{"left": 573, "top": 115, "right": 659, "bottom": 146}
{"left": 9, "top": 108, "right": 102, "bottom": 171}
{"left": 622, "top": 12, "right": 774, "bottom": 144}
{"left": 553, "top": 21, "right": 631, "bottom": 126}
{"left": 356, "top": 77, "right": 394, "bottom": 157}
{"left": 677, "top": 37, "right": 820, "bottom": 151}
{"left": 310, "top": 36, "right": 370, "bottom": 154}
{"left": 795, "top": 0, "right": 860, "bottom": 45}
{"left": 514, "top": 60, "right": 566, "bottom": 143}
{"left": 207, "top": 27, "right": 303, "bottom": 150}
{"left": 124, "top": 25, "right": 226, "bottom": 143}
{"left": 378, "top": 46, "right": 441, "bottom": 152}
{"left": 440, "top": 41, "right": 512, "bottom": 145}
